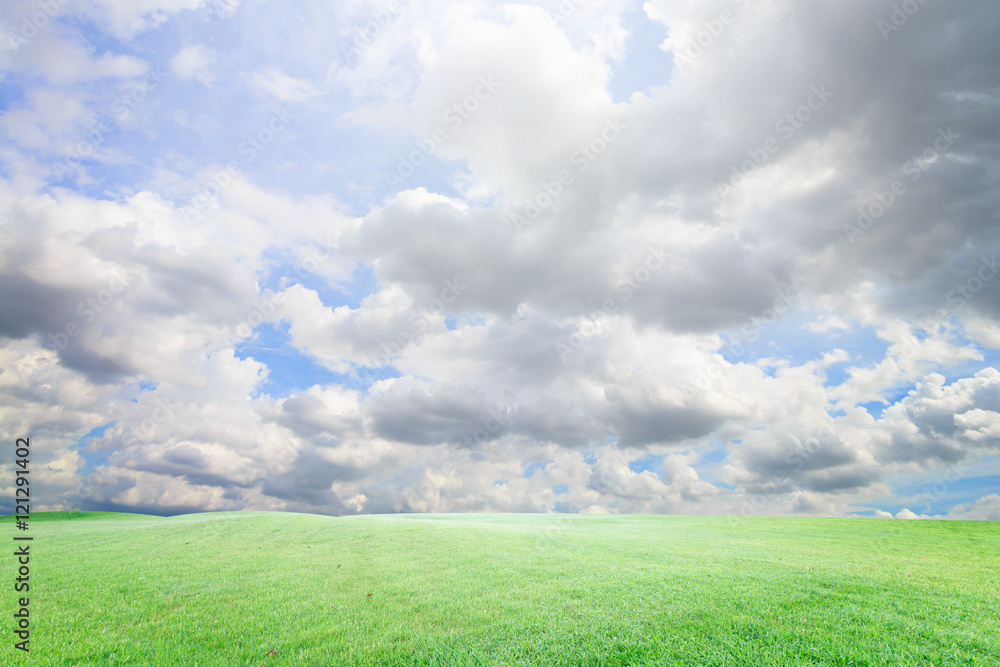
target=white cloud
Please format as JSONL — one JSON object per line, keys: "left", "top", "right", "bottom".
{"left": 1, "top": 0, "right": 999, "bottom": 520}
{"left": 878, "top": 369, "right": 1000, "bottom": 465}
{"left": 170, "top": 45, "right": 215, "bottom": 86}
{"left": 7, "top": 32, "right": 149, "bottom": 84}
{"left": 79, "top": 0, "right": 209, "bottom": 39}
{"left": 246, "top": 67, "right": 322, "bottom": 103}
{"left": 945, "top": 494, "right": 1000, "bottom": 521}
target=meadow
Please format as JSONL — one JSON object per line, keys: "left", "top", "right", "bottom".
{"left": 2, "top": 511, "right": 997, "bottom": 666}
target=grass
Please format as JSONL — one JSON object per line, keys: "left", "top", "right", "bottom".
{"left": 1, "top": 511, "right": 998, "bottom": 666}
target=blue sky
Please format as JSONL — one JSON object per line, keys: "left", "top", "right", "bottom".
{"left": 1, "top": 0, "right": 999, "bottom": 521}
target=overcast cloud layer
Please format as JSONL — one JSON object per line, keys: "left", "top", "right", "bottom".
{"left": 1, "top": 0, "right": 999, "bottom": 520}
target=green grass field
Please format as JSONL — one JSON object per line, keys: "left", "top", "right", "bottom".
{"left": 1, "top": 511, "right": 997, "bottom": 666}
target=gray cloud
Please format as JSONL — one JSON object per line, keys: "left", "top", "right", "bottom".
{"left": 1, "top": 0, "right": 999, "bottom": 520}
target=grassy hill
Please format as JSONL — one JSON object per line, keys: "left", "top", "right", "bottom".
{"left": 1, "top": 511, "right": 997, "bottom": 666}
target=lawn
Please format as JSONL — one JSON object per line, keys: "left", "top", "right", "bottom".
{"left": 1, "top": 511, "right": 997, "bottom": 666}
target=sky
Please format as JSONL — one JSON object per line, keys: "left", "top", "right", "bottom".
{"left": 1, "top": 0, "right": 999, "bottom": 520}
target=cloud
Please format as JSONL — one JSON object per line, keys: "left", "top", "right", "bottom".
{"left": 246, "top": 67, "right": 322, "bottom": 103}
{"left": 366, "top": 378, "right": 506, "bottom": 446}
{"left": 945, "top": 494, "right": 1000, "bottom": 521}
{"left": 268, "top": 384, "right": 364, "bottom": 446}
{"left": 878, "top": 369, "right": 1000, "bottom": 465}
{"left": 78, "top": 0, "right": 209, "bottom": 39}
{"left": 6, "top": 31, "right": 149, "bottom": 85}
{"left": 1, "top": 0, "right": 999, "bottom": 520}
{"left": 170, "top": 45, "right": 215, "bottom": 86}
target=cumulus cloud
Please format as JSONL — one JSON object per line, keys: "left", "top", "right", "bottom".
{"left": 879, "top": 369, "right": 1000, "bottom": 465}
{"left": 945, "top": 494, "right": 1000, "bottom": 521}
{"left": 0, "top": 0, "right": 998, "bottom": 520}
{"left": 170, "top": 45, "right": 215, "bottom": 86}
